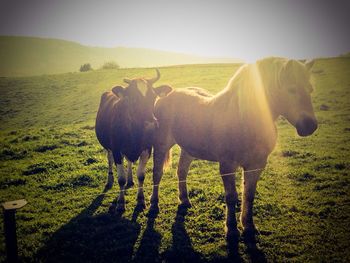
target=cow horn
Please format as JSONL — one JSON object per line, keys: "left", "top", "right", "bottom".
{"left": 147, "top": 69, "right": 160, "bottom": 84}
{"left": 124, "top": 78, "right": 131, "bottom": 84}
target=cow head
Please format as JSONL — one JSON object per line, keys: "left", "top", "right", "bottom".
{"left": 112, "top": 69, "right": 172, "bottom": 130}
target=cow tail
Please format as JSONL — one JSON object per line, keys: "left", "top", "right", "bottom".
{"left": 163, "top": 149, "right": 172, "bottom": 171}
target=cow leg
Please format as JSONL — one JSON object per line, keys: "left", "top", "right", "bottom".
{"left": 116, "top": 161, "right": 127, "bottom": 212}
{"left": 241, "top": 162, "right": 266, "bottom": 235}
{"left": 126, "top": 161, "right": 134, "bottom": 188}
{"left": 220, "top": 162, "right": 239, "bottom": 240}
{"left": 150, "top": 143, "right": 173, "bottom": 214}
{"left": 150, "top": 120, "right": 175, "bottom": 214}
{"left": 109, "top": 151, "right": 127, "bottom": 214}
{"left": 149, "top": 147, "right": 166, "bottom": 213}
{"left": 136, "top": 150, "right": 150, "bottom": 209}
{"left": 177, "top": 149, "right": 193, "bottom": 208}
{"left": 106, "top": 150, "right": 114, "bottom": 189}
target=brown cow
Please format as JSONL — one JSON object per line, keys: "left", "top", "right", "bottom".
{"left": 149, "top": 57, "right": 317, "bottom": 240}
{"left": 95, "top": 69, "right": 172, "bottom": 213}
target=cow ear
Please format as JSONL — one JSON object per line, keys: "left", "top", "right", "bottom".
{"left": 154, "top": 85, "right": 173, "bottom": 97}
{"left": 112, "top": 86, "right": 125, "bottom": 98}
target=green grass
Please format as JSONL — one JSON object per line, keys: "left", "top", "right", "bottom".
{"left": 0, "top": 59, "right": 349, "bottom": 262}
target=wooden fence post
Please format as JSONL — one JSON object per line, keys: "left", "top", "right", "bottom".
{"left": 2, "top": 199, "right": 27, "bottom": 263}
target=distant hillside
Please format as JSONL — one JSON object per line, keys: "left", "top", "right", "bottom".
{"left": 0, "top": 36, "right": 243, "bottom": 77}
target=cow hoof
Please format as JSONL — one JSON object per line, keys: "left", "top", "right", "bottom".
{"left": 104, "top": 182, "right": 113, "bottom": 192}
{"left": 126, "top": 181, "right": 134, "bottom": 189}
{"left": 106, "top": 174, "right": 114, "bottom": 187}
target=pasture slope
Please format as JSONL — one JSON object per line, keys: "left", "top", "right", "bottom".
{"left": 0, "top": 36, "right": 242, "bottom": 77}
{"left": 0, "top": 58, "right": 349, "bottom": 262}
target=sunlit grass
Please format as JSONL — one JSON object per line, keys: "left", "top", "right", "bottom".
{"left": 0, "top": 59, "right": 349, "bottom": 262}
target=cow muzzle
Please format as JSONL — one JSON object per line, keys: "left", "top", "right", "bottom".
{"left": 296, "top": 115, "right": 318, "bottom": 137}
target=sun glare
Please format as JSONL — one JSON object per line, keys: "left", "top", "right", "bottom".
{"left": 238, "top": 64, "right": 276, "bottom": 145}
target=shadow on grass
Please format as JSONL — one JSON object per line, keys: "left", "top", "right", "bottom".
{"left": 36, "top": 194, "right": 141, "bottom": 263}
{"left": 133, "top": 209, "right": 162, "bottom": 262}
{"left": 35, "top": 195, "right": 266, "bottom": 262}
{"left": 242, "top": 231, "right": 267, "bottom": 263}
{"left": 161, "top": 205, "right": 203, "bottom": 262}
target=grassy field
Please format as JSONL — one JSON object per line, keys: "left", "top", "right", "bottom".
{"left": 0, "top": 59, "right": 349, "bottom": 262}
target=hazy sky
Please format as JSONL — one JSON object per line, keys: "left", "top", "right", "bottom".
{"left": 0, "top": 0, "right": 349, "bottom": 61}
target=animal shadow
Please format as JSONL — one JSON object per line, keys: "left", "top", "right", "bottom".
{"left": 242, "top": 231, "right": 267, "bottom": 263}
{"left": 162, "top": 205, "right": 203, "bottom": 262}
{"left": 133, "top": 209, "right": 162, "bottom": 262}
{"left": 36, "top": 194, "right": 141, "bottom": 262}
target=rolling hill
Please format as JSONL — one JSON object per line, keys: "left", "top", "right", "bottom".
{"left": 0, "top": 36, "right": 242, "bottom": 77}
